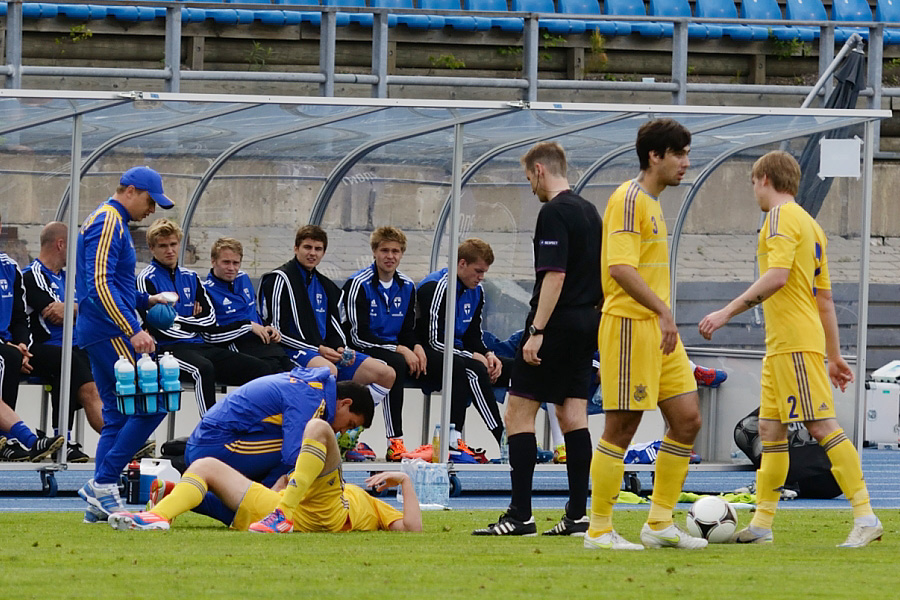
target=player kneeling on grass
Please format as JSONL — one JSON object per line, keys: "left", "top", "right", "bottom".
{"left": 108, "top": 418, "right": 422, "bottom": 533}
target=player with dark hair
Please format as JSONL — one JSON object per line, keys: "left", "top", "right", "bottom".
{"left": 417, "top": 238, "right": 508, "bottom": 462}
{"left": 202, "top": 237, "right": 293, "bottom": 374}
{"left": 342, "top": 226, "right": 425, "bottom": 461}
{"left": 108, "top": 417, "right": 421, "bottom": 533}
{"left": 473, "top": 141, "right": 601, "bottom": 537}
{"left": 699, "top": 150, "right": 881, "bottom": 547}
{"left": 258, "top": 224, "right": 396, "bottom": 411}
{"left": 586, "top": 120, "right": 707, "bottom": 550}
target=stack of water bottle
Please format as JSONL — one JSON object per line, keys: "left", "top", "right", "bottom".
{"left": 114, "top": 352, "right": 182, "bottom": 415}
{"left": 399, "top": 457, "right": 449, "bottom": 510}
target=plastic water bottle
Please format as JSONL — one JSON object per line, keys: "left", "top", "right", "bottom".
{"left": 433, "top": 464, "right": 449, "bottom": 506}
{"left": 114, "top": 356, "right": 136, "bottom": 415}
{"left": 137, "top": 353, "right": 159, "bottom": 412}
{"left": 431, "top": 423, "right": 441, "bottom": 463}
{"left": 159, "top": 352, "right": 180, "bottom": 411}
{"left": 415, "top": 460, "right": 427, "bottom": 505}
{"left": 500, "top": 429, "right": 509, "bottom": 464}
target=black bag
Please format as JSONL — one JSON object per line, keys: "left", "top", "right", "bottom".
{"left": 160, "top": 436, "right": 188, "bottom": 474}
{"left": 734, "top": 408, "right": 841, "bottom": 499}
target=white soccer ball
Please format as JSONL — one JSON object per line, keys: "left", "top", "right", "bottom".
{"left": 685, "top": 496, "right": 738, "bottom": 543}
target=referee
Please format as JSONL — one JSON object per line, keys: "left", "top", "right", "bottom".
{"left": 474, "top": 142, "right": 602, "bottom": 537}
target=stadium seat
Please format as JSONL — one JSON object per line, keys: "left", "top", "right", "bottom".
{"left": 740, "top": 0, "right": 814, "bottom": 41}
{"left": 557, "top": 0, "right": 625, "bottom": 36}
{"left": 370, "top": 0, "right": 441, "bottom": 29}
{"left": 511, "top": 0, "right": 585, "bottom": 34}
{"left": 831, "top": 0, "right": 872, "bottom": 42}
{"left": 108, "top": 3, "right": 165, "bottom": 22}
{"left": 419, "top": 0, "right": 492, "bottom": 31}
{"left": 604, "top": 0, "right": 665, "bottom": 36}
{"left": 648, "top": 0, "right": 723, "bottom": 38}
{"left": 56, "top": 4, "right": 108, "bottom": 20}
{"left": 322, "top": 0, "right": 375, "bottom": 27}
{"left": 277, "top": 0, "right": 346, "bottom": 27}
{"left": 695, "top": 0, "right": 770, "bottom": 40}
{"left": 226, "top": 0, "right": 302, "bottom": 25}
{"left": 463, "top": 0, "right": 524, "bottom": 32}
{"left": 875, "top": 0, "right": 900, "bottom": 44}
{"left": 784, "top": 0, "right": 825, "bottom": 39}
{"left": 21, "top": 3, "right": 60, "bottom": 19}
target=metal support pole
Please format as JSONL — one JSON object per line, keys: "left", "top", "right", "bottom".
{"left": 372, "top": 12, "right": 389, "bottom": 98}
{"left": 164, "top": 5, "right": 183, "bottom": 93}
{"left": 523, "top": 16, "right": 539, "bottom": 103}
{"left": 869, "top": 26, "right": 884, "bottom": 151}
{"left": 801, "top": 33, "right": 861, "bottom": 109}
{"left": 439, "top": 123, "right": 465, "bottom": 464}
{"left": 672, "top": 20, "right": 688, "bottom": 105}
{"left": 819, "top": 26, "right": 836, "bottom": 100}
{"left": 853, "top": 119, "right": 875, "bottom": 449}
{"left": 319, "top": 10, "right": 337, "bottom": 97}
{"left": 56, "top": 113, "right": 83, "bottom": 465}
{"left": 5, "top": 0, "right": 22, "bottom": 89}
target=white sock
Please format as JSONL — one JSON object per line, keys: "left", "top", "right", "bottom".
{"left": 449, "top": 427, "right": 462, "bottom": 447}
{"left": 547, "top": 408, "right": 564, "bottom": 448}
{"left": 855, "top": 515, "right": 878, "bottom": 527}
{"left": 368, "top": 383, "right": 389, "bottom": 406}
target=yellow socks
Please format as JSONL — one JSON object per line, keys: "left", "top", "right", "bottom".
{"left": 151, "top": 473, "right": 207, "bottom": 522}
{"left": 646, "top": 436, "right": 693, "bottom": 530}
{"left": 821, "top": 429, "right": 874, "bottom": 520}
{"left": 749, "top": 439, "right": 789, "bottom": 531}
{"left": 587, "top": 439, "right": 625, "bottom": 537}
{"left": 277, "top": 438, "right": 327, "bottom": 512}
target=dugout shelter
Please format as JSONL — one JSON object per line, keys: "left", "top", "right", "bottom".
{"left": 0, "top": 91, "right": 888, "bottom": 483}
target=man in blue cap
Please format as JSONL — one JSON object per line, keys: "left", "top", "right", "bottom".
{"left": 75, "top": 166, "right": 177, "bottom": 524}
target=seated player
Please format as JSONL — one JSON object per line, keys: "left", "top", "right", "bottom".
{"left": 202, "top": 237, "right": 292, "bottom": 375}
{"left": 108, "top": 417, "right": 423, "bottom": 533}
{"left": 416, "top": 238, "right": 510, "bottom": 462}
{"left": 257, "top": 224, "right": 395, "bottom": 408}
{"left": 22, "top": 221, "right": 103, "bottom": 462}
{"left": 342, "top": 227, "right": 426, "bottom": 461}
{"left": 0, "top": 396, "right": 64, "bottom": 462}
{"left": 137, "top": 218, "right": 272, "bottom": 415}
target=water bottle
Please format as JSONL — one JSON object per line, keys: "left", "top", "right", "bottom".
{"left": 125, "top": 460, "right": 141, "bottom": 504}
{"left": 114, "top": 356, "right": 136, "bottom": 415}
{"left": 159, "top": 352, "right": 181, "bottom": 411}
{"left": 424, "top": 464, "right": 436, "bottom": 506}
{"left": 415, "top": 460, "right": 426, "bottom": 505}
{"left": 433, "top": 464, "right": 449, "bottom": 507}
{"left": 338, "top": 348, "right": 356, "bottom": 367}
{"left": 137, "top": 353, "right": 159, "bottom": 413}
{"left": 431, "top": 423, "right": 441, "bottom": 464}
{"left": 500, "top": 429, "right": 509, "bottom": 464}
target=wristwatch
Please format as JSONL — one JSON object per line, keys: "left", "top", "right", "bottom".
{"left": 528, "top": 324, "right": 544, "bottom": 336}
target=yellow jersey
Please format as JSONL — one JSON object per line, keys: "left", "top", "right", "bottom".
{"left": 601, "top": 179, "right": 670, "bottom": 319}
{"left": 758, "top": 201, "right": 830, "bottom": 356}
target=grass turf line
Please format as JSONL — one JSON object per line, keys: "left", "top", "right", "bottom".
{"left": 0, "top": 509, "right": 894, "bottom": 599}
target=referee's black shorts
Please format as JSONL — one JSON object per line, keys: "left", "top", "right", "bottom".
{"left": 509, "top": 306, "right": 599, "bottom": 406}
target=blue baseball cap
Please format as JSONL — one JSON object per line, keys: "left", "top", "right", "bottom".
{"left": 120, "top": 166, "right": 173, "bottom": 209}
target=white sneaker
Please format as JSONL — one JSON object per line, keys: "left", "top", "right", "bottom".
{"left": 838, "top": 518, "right": 883, "bottom": 548}
{"left": 640, "top": 523, "right": 708, "bottom": 549}
{"left": 583, "top": 529, "right": 644, "bottom": 551}
{"left": 732, "top": 526, "right": 774, "bottom": 544}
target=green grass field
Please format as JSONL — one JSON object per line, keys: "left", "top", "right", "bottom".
{"left": 1, "top": 509, "right": 893, "bottom": 599}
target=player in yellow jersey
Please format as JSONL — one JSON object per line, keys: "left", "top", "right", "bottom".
{"left": 699, "top": 150, "right": 882, "bottom": 548}
{"left": 107, "top": 417, "right": 422, "bottom": 533}
{"left": 586, "top": 119, "right": 708, "bottom": 551}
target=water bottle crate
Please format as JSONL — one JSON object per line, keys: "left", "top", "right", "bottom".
{"left": 115, "top": 389, "right": 183, "bottom": 416}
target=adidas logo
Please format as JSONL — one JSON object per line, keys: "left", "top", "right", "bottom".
{"left": 819, "top": 402, "right": 828, "bottom": 411}
{"left": 222, "top": 298, "right": 232, "bottom": 305}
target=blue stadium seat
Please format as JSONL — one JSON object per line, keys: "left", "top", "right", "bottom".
{"left": 277, "top": 0, "right": 345, "bottom": 27}
{"left": 463, "top": 0, "right": 524, "bottom": 32}
{"left": 21, "top": 3, "right": 60, "bottom": 19}
{"left": 784, "top": 0, "right": 825, "bottom": 39}
{"left": 371, "top": 0, "right": 441, "bottom": 28}
{"left": 557, "top": 0, "right": 625, "bottom": 36}
{"left": 648, "top": 0, "right": 722, "bottom": 38}
{"left": 741, "top": 0, "right": 814, "bottom": 41}
{"left": 604, "top": 0, "right": 665, "bottom": 36}
{"left": 108, "top": 4, "right": 165, "bottom": 22}
{"left": 323, "top": 0, "right": 374, "bottom": 27}
{"left": 875, "top": 0, "right": 900, "bottom": 44}
{"left": 57, "top": 4, "right": 108, "bottom": 20}
{"left": 831, "top": 0, "right": 872, "bottom": 42}
{"left": 419, "top": 0, "right": 493, "bottom": 31}
{"left": 511, "top": 0, "right": 586, "bottom": 34}
{"left": 695, "top": 0, "right": 769, "bottom": 40}
{"left": 227, "top": 0, "right": 302, "bottom": 25}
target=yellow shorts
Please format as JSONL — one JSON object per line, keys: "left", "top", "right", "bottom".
{"left": 760, "top": 351, "right": 836, "bottom": 423}
{"left": 599, "top": 314, "right": 696, "bottom": 411}
{"left": 232, "top": 468, "right": 349, "bottom": 532}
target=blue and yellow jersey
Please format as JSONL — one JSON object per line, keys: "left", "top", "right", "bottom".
{"left": 758, "top": 201, "right": 829, "bottom": 356}
{"left": 75, "top": 199, "right": 147, "bottom": 347}
{"left": 188, "top": 365, "right": 337, "bottom": 473}
{"left": 601, "top": 180, "right": 670, "bottom": 320}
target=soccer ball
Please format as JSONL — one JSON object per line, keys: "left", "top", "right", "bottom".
{"left": 685, "top": 496, "right": 737, "bottom": 543}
